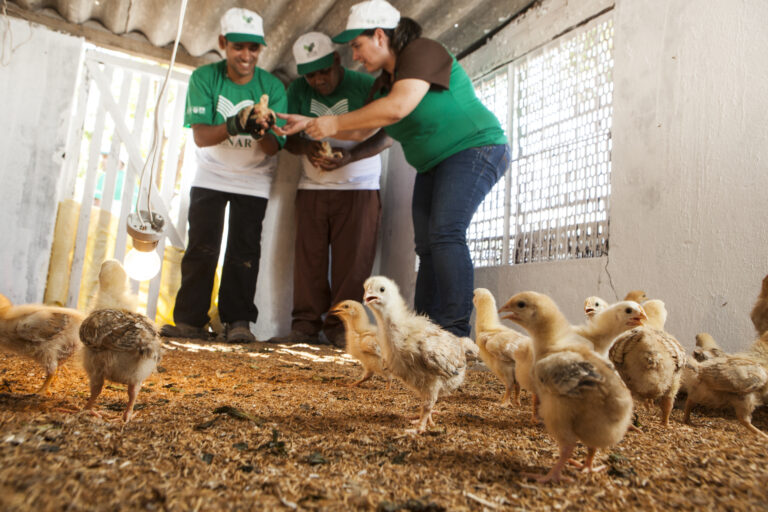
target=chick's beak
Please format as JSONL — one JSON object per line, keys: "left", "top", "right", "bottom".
{"left": 627, "top": 311, "right": 647, "bottom": 326}
{"left": 498, "top": 303, "right": 519, "bottom": 322}
{"left": 585, "top": 308, "right": 595, "bottom": 315}
{"left": 363, "top": 293, "right": 378, "bottom": 305}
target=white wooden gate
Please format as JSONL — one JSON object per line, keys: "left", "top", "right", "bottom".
{"left": 60, "top": 47, "right": 193, "bottom": 319}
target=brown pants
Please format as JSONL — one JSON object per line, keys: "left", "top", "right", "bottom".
{"left": 291, "top": 189, "right": 381, "bottom": 340}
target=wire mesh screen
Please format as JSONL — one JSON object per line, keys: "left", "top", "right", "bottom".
{"left": 466, "top": 68, "right": 510, "bottom": 267}
{"left": 468, "top": 15, "right": 614, "bottom": 267}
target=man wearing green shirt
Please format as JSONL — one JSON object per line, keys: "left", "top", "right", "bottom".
{"left": 267, "top": 32, "right": 391, "bottom": 346}
{"left": 160, "top": 7, "right": 286, "bottom": 343}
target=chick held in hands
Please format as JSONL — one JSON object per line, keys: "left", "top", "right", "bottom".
{"left": 499, "top": 291, "right": 633, "bottom": 484}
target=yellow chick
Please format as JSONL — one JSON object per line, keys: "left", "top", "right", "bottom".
{"left": 329, "top": 300, "right": 388, "bottom": 388}
{"left": 364, "top": 276, "right": 468, "bottom": 433}
{"left": 608, "top": 300, "right": 686, "bottom": 426}
{"left": 500, "top": 291, "right": 633, "bottom": 483}
{"left": 583, "top": 296, "right": 609, "bottom": 320}
{"left": 574, "top": 301, "right": 646, "bottom": 357}
{"left": 624, "top": 290, "right": 648, "bottom": 303}
{"left": 511, "top": 339, "right": 539, "bottom": 423}
{"left": 683, "top": 354, "right": 768, "bottom": 438}
{"left": 90, "top": 259, "right": 138, "bottom": 312}
{"left": 692, "top": 332, "right": 727, "bottom": 362}
{"left": 472, "top": 288, "right": 529, "bottom": 406}
{"left": 0, "top": 294, "right": 84, "bottom": 394}
{"left": 750, "top": 274, "right": 768, "bottom": 336}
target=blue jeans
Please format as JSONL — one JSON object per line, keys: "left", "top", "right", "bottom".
{"left": 412, "top": 144, "right": 510, "bottom": 337}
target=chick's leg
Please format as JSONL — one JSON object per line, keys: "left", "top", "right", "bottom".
{"left": 501, "top": 387, "right": 512, "bottom": 407}
{"left": 530, "top": 393, "right": 540, "bottom": 424}
{"left": 348, "top": 370, "right": 373, "bottom": 388}
{"left": 659, "top": 395, "right": 674, "bottom": 426}
{"left": 84, "top": 375, "right": 105, "bottom": 416}
{"left": 525, "top": 443, "right": 575, "bottom": 484}
{"left": 683, "top": 398, "right": 694, "bottom": 425}
{"left": 575, "top": 447, "right": 606, "bottom": 474}
{"left": 513, "top": 381, "right": 521, "bottom": 406}
{"left": 35, "top": 370, "right": 57, "bottom": 395}
{"left": 123, "top": 383, "right": 140, "bottom": 422}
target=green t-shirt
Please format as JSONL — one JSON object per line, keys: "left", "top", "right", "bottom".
{"left": 184, "top": 60, "right": 286, "bottom": 148}
{"left": 286, "top": 69, "right": 382, "bottom": 190}
{"left": 286, "top": 68, "right": 374, "bottom": 116}
{"left": 372, "top": 38, "right": 507, "bottom": 173}
{"left": 183, "top": 61, "right": 287, "bottom": 197}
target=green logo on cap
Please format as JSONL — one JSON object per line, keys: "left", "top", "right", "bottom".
{"left": 243, "top": 15, "right": 253, "bottom": 23}
{"left": 304, "top": 42, "right": 315, "bottom": 53}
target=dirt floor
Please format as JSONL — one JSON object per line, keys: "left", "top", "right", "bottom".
{"left": 0, "top": 339, "right": 767, "bottom": 511}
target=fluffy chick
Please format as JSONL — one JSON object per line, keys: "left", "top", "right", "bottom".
{"left": 574, "top": 301, "right": 646, "bottom": 357}
{"left": 329, "top": 300, "right": 388, "bottom": 388}
{"left": 692, "top": 332, "right": 727, "bottom": 362}
{"left": 511, "top": 339, "right": 539, "bottom": 423}
{"left": 500, "top": 292, "right": 633, "bottom": 483}
{"left": 608, "top": 300, "right": 686, "bottom": 426}
{"left": 683, "top": 354, "right": 768, "bottom": 438}
{"left": 79, "top": 309, "right": 161, "bottom": 421}
{"left": 90, "top": 259, "right": 138, "bottom": 312}
{"left": 583, "top": 296, "right": 609, "bottom": 320}
{"left": 624, "top": 290, "right": 648, "bottom": 303}
{"left": 750, "top": 274, "right": 768, "bottom": 336}
{"left": 363, "top": 276, "right": 468, "bottom": 433}
{"left": 473, "top": 288, "right": 529, "bottom": 406}
{"left": 0, "top": 294, "right": 84, "bottom": 394}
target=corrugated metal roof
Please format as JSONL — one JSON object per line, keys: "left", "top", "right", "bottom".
{"left": 7, "top": 0, "right": 533, "bottom": 79}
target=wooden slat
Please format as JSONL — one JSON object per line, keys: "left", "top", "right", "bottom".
{"left": 67, "top": 65, "right": 113, "bottom": 309}
{"left": 86, "top": 59, "right": 184, "bottom": 248}
{"left": 100, "top": 69, "right": 133, "bottom": 215}
{"left": 114, "top": 75, "right": 150, "bottom": 262}
{"left": 58, "top": 66, "right": 90, "bottom": 203}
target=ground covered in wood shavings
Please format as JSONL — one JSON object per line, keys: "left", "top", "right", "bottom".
{"left": 0, "top": 339, "right": 767, "bottom": 511}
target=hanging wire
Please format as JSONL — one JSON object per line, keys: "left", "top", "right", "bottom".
{"left": 135, "top": 0, "right": 188, "bottom": 229}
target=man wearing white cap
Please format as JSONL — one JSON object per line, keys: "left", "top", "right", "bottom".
{"left": 160, "top": 7, "right": 286, "bottom": 344}
{"left": 277, "top": 1, "right": 510, "bottom": 339}
{"left": 267, "top": 32, "right": 391, "bottom": 346}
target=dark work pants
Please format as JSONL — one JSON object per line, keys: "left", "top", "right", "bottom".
{"left": 173, "top": 186, "right": 267, "bottom": 327}
{"left": 291, "top": 189, "right": 381, "bottom": 340}
{"left": 412, "top": 144, "right": 510, "bottom": 337}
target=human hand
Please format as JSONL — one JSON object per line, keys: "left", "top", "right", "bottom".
{"left": 226, "top": 105, "right": 275, "bottom": 139}
{"left": 274, "top": 113, "right": 312, "bottom": 136}
{"left": 314, "top": 147, "right": 352, "bottom": 171}
{"left": 304, "top": 116, "right": 340, "bottom": 140}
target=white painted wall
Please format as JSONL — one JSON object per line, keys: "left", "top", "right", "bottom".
{"left": 0, "top": 18, "right": 84, "bottom": 303}
{"left": 454, "top": 0, "right": 768, "bottom": 352}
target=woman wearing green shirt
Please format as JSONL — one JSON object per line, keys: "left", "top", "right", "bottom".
{"left": 277, "top": 0, "right": 509, "bottom": 337}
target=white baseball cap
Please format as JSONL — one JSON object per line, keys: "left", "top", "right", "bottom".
{"left": 220, "top": 8, "right": 266, "bottom": 46}
{"left": 332, "top": 0, "right": 401, "bottom": 44}
{"left": 293, "top": 32, "right": 336, "bottom": 75}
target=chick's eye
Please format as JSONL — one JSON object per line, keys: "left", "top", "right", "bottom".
{"left": 517, "top": 301, "right": 526, "bottom": 308}
{"left": 625, "top": 307, "right": 632, "bottom": 314}
{"left": 379, "top": 287, "right": 385, "bottom": 293}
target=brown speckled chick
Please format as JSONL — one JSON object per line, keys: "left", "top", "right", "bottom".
{"left": 500, "top": 291, "right": 633, "bottom": 484}
{"left": 0, "top": 293, "right": 84, "bottom": 394}
{"left": 80, "top": 259, "right": 161, "bottom": 421}
{"left": 79, "top": 309, "right": 161, "bottom": 421}
{"left": 608, "top": 300, "right": 686, "bottom": 426}
{"left": 750, "top": 274, "right": 768, "bottom": 336}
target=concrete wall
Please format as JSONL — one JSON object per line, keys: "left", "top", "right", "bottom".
{"left": 0, "top": 17, "right": 84, "bottom": 303}
{"left": 456, "top": 0, "right": 768, "bottom": 352}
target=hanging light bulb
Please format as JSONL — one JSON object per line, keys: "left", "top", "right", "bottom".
{"left": 125, "top": 210, "right": 164, "bottom": 281}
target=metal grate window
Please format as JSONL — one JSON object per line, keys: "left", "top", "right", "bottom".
{"left": 468, "top": 15, "right": 614, "bottom": 267}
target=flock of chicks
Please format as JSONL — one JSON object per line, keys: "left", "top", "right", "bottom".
{"left": 0, "top": 260, "right": 161, "bottom": 422}
{"left": 334, "top": 276, "right": 768, "bottom": 483}
{"left": 2, "top": 264, "right": 768, "bottom": 485}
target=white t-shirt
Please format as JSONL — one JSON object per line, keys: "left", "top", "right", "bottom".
{"left": 192, "top": 135, "right": 276, "bottom": 198}
{"left": 298, "top": 137, "right": 381, "bottom": 190}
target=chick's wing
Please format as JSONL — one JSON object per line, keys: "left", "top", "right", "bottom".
{"left": 699, "top": 358, "right": 768, "bottom": 394}
{"left": 80, "top": 310, "right": 157, "bottom": 355}
{"left": 15, "top": 311, "right": 74, "bottom": 343}
{"left": 417, "top": 326, "right": 466, "bottom": 378}
{"left": 536, "top": 350, "right": 606, "bottom": 397}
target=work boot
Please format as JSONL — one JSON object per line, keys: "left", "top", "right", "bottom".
{"left": 226, "top": 321, "right": 256, "bottom": 344}
{"left": 266, "top": 330, "right": 321, "bottom": 345}
{"left": 159, "top": 322, "right": 210, "bottom": 340}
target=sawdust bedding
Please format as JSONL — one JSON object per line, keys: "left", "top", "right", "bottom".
{"left": 0, "top": 339, "right": 766, "bottom": 511}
